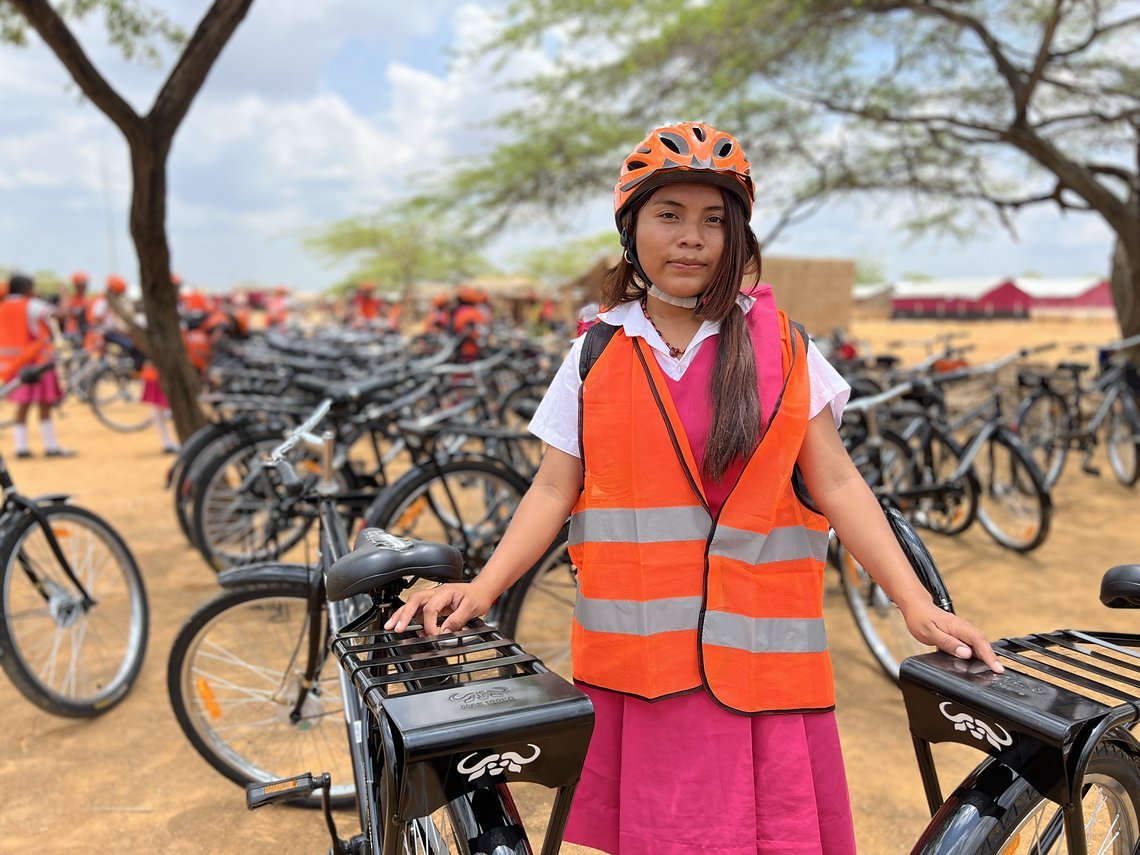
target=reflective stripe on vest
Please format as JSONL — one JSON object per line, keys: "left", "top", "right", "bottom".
{"left": 569, "top": 307, "right": 835, "bottom": 714}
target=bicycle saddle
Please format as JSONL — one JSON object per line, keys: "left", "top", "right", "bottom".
{"left": 1099, "top": 564, "right": 1140, "bottom": 609}
{"left": 1057, "top": 362, "right": 1089, "bottom": 375}
{"left": 326, "top": 528, "right": 464, "bottom": 601}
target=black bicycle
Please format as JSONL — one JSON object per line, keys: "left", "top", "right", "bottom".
{"left": 0, "top": 364, "right": 149, "bottom": 716}
{"left": 1014, "top": 332, "right": 1140, "bottom": 489}
{"left": 900, "top": 542, "right": 1140, "bottom": 852}
{"left": 168, "top": 403, "right": 593, "bottom": 853}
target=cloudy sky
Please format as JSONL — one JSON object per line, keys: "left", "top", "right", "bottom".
{"left": 0, "top": 2, "right": 1118, "bottom": 293}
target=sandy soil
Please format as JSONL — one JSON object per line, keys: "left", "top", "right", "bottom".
{"left": 3, "top": 316, "right": 1138, "bottom": 854}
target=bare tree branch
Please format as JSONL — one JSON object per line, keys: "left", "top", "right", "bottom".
{"left": 6, "top": 0, "right": 142, "bottom": 141}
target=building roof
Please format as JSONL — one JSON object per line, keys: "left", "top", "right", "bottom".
{"left": 892, "top": 277, "right": 1010, "bottom": 300}
{"left": 1013, "top": 277, "right": 1106, "bottom": 298}
{"left": 853, "top": 282, "right": 894, "bottom": 300}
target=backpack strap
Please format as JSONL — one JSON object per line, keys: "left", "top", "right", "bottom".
{"left": 787, "top": 318, "right": 822, "bottom": 516}
{"left": 578, "top": 320, "right": 621, "bottom": 383}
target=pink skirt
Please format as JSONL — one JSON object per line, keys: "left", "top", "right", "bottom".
{"left": 141, "top": 378, "right": 168, "bottom": 407}
{"left": 8, "top": 368, "right": 63, "bottom": 405}
{"left": 564, "top": 686, "right": 856, "bottom": 855}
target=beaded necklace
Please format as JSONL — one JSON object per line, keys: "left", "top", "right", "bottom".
{"left": 640, "top": 298, "right": 688, "bottom": 359}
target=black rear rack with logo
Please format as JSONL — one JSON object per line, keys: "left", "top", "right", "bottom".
{"left": 331, "top": 610, "right": 594, "bottom": 855}
{"left": 901, "top": 629, "right": 1140, "bottom": 855}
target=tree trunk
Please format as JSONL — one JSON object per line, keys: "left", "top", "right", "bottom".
{"left": 129, "top": 132, "right": 206, "bottom": 440}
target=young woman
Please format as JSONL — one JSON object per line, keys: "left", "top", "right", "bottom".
{"left": 385, "top": 122, "right": 1002, "bottom": 854}
{"left": 0, "top": 274, "right": 74, "bottom": 458}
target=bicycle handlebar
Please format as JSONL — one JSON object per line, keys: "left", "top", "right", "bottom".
{"left": 1070, "top": 330, "right": 1140, "bottom": 354}
{"left": 843, "top": 380, "right": 916, "bottom": 415}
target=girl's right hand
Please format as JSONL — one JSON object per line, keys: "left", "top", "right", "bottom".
{"left": 384, "top": 581, "right": 495, "bottom": 636}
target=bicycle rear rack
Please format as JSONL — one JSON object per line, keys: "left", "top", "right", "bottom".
{"left": 901, "top": 630, "right": 1140, "bottom": 855}
{"left": 331, "top": 614, "right": 594, "bottom": 855}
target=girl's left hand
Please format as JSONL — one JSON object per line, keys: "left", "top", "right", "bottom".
{"left": 902, "top": 601, "right": 1005, "bottom": 674}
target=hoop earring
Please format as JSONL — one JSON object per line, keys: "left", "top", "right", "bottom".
{"left": 623, "top": 249, "right": 633, "bottom": 264}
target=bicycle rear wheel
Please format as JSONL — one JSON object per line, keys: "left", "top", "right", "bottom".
{"left": 167, "top": 580, "right": 356, "bottom": 808}
{"left": 495, "top": 533, "right": 575, "bottom": 679}
{"left": 0, "top": 504, "right": 148, "bottom": 716}
{"left": 973, "top": 432, "right": 1052, "bottom": 553}
{"left": 1103, "top": 390, "right": 1140, "bottom": 487}
{"left": 89, "top": 362, "right": 151, "bottom": 432}
{"left": 1013, "top": 388, "right": 1069, "bottom": 488}
{"left": 913, "top": 742, "right": 1140, "bottom": 854}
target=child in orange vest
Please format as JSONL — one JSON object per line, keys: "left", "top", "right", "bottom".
{"left": 0, "top": 274, "right": 74, "bottom": 458}
{"left": 383, "top": 123, "right": 1002, "bottom": 855}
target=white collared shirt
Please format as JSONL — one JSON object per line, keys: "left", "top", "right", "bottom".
{"left": 529, "top": 295, "right": 851, "bottom": 458}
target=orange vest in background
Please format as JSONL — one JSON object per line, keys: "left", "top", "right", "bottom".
{"left": 0, "top": 297, "right": 52, "bottom": 382}
{"left": 568, "top": 312, "right": 833, "bottom": 714}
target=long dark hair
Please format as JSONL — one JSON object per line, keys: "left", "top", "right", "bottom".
{"left": 602, "top": 186, "right": 764, "bottom": 481}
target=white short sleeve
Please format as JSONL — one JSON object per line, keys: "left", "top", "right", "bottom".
{"left": 26, "top": 297, "right": 54, "bottom": 334}
{"left": 806, "top": 340, "right": 851, "bottom": 427}
{"left": 527, "top": 335, "right": 587, "bottom": 457}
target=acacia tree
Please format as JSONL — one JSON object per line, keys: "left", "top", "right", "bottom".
{"left": 445, "top": 0, "right": 1140, "bottom": 336}
{"left": 304, "top": 205, "right": 493, "bottom": 301}
{"left": 2, "top": 0, "right": 256, "bottom": 438}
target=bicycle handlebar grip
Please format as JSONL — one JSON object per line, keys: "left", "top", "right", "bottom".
{"left": 275, "top": 459, "right": 305, "bottom": 496}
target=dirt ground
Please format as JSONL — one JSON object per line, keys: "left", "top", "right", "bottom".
{"left": 3, "top": 316, "right": 1139, "bottom": 854}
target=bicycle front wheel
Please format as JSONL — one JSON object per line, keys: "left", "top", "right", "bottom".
{"left": 89, "top": 363, "right": 151, "bottom": 432}
{"left": 836, "top": 539, "right": 929, "bottom": 682}
{"left": 167, "top": 580, "right": 356, "bottom": 808}
{"left": 973, "top": 432, "right": 1052, "bottom": 552}
{"left": 1013, "top": 388, "right": 1069, "bottom": 488}
{"left": 496, "top": 533, "right": 575, "bottom": 679}
{"left": 913, "top": 742, "right": 1140, "bottom": 854}
{"left": 0, "top": 504, "right": 148, "bottom": 716}
{"left": 1103, "top": 389, "right": 1140, "bottom": 487}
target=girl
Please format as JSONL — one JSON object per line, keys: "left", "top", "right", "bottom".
{"left": 385, "top": 122, "right": 1002, "bottom": 854}
{"left": 0, "top": 274, "right": 74, "bottom": 458}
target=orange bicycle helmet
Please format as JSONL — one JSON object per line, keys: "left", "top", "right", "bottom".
{"left": 614, "top": 122, "right": 753, "bottom": 226}
{"left": 71, "top": 271, "right": 89, "bottom": 286}
{"left": 106, "top": 275, "right": 127, "bottom": 295}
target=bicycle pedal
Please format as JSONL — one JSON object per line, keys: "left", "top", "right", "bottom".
{"left": 246, "top": 772, "right": 327, "bottom": 809}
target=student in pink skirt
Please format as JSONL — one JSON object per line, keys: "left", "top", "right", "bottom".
{"left": 385, "top": 122, "right": 1003, "bottom": 854}
{"left": 0, "top": 274, "right": 75, "bottom": 458}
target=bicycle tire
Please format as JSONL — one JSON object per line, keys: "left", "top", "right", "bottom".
{"left": 847, "top": 428, "right": 913, "bottom": 503}
{"left": 170, "top": 421, "right": 250, "bottom": 545}
{"left": 364, "top": 456, "right": 530, "bottom": 592}
{"left": 1104, "top": 387, "right": 1140, "bottom": 487}
{"left": 495, "top": 530, "right": 574, "bottom": 679}
{"left": 836, "top": 539, "right": 928, "bottom": 682}
{"left": 191, "top": 432, "right": 354, "bottom": 570}
{"left": 908, "top": 428, "right": 979, "bottom": 537}
{"left": 89, "top": 362, "right": 152, "bottom": 432}
{"left": 0, "top": 503, "right": 148, "bottom": 717}
{"left": 913, "top": 742, "right": 1140, "bottom": 854}
{"left": 1013, "top": 387, "right": 1069, "bottom": 489}
{"left": 973, "top": 431, "right": 1052, "bottom": 552}
{"left": 167, "top": 580, "right": 356, "bottom": 808}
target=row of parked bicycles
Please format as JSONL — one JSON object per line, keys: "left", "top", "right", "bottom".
{"left": 8, "top": 318, "right": 1140, "bottom": 853}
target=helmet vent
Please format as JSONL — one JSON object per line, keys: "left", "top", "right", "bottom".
{"left": 626, "top": 159, "right": 647, "bottom": 171}
{"left": 715, "top": 140, "right": 734, "bottom": 158}
{"left": 692, "top": 125, "right": 705, "bottom": 142}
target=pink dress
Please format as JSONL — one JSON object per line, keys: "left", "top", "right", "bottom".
{"left": 563, "top": 303, "right": 856, "bottom": 855}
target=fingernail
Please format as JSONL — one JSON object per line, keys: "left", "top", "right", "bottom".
{"left": 993, "top": 662, "right": 1005, "bottom": 674}
{"left": 955, "top": 645, "right": 971, "bottom": 658}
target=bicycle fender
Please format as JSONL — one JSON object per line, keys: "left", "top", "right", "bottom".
{"left": 216, "top": 562, "right": 312, "bottom": 589}
{"left": 911, "top": 754, "right": 1026, "bottom": 854}
{"left": 30, "top": 493, "right": 71, "bottom": 506}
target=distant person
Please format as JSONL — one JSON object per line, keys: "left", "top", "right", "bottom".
{"left": 63, "top": 271, "right": 91, "bottom": 337}
{"left": 0, "top": 274, "right": 74, "bottom": 458}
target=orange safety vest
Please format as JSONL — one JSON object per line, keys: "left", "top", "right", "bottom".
{"left": 568, "top": 311, "right": 833, "bottom": 714}
{"left": 0, "top": 296, "right": 53, "bottom": 382}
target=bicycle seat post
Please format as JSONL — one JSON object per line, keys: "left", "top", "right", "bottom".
{"left": 317, "top": 430, "right": 338, "bottom": 497}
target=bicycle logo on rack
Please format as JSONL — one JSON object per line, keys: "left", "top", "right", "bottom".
{"left": 456, "top": 744, "right": 542, "bottom": 781}
{"left": 938, "top": 701, "right": 1013, "bottom": 749}
{"left": 448, "top": 686, "right": 511, "bottom": 708}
